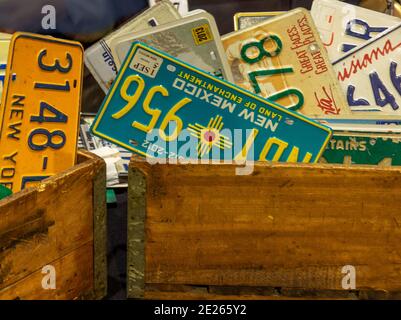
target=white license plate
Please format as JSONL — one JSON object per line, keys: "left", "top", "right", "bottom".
{"left": 311, "top": 0, "right": 401, "bottom": 62}
{"left": 334, "top": 24, "right": 401, "bottom": 114}
{"left": 110, "top": 12, "right": 233, "bottom": 82}
{"left": 148, "top": 0, "right": 188, "bottom": 15}
{"left": 84, "top": 1, "right": 181, "bottom": 93}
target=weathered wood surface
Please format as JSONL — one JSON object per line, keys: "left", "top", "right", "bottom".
{"left": 0, "top": 150, "right": 106, "bottom": 300}
{"left": 128, "top": 156, "right": 401, "bottom": 299}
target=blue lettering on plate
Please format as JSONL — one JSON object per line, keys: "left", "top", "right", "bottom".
{"left": 370, "top": 71, "right": 399, "bottom": 110}
{"left": 347, "top": 85, "right": 370, "bottom": 106}
{"left": 342, "top": 19, "right": 388, "bottom": 53}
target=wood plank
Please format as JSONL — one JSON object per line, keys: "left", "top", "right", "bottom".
{"left": 128, "top": 158, "right": 401, "bottom": 297}
{"left": 93, "top": 154, "right": 107, "bottom": 299}
{"left": 0, "top": 242, "right": 93, "bottom": 300}
{"left": 0, "top": 151, "right": 104, "bottom": 297}
{"left": 127, "top": 167, "right": 147, "bottom": 299}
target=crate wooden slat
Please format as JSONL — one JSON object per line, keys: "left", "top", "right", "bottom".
{"left": 128, "top": 156, "right": 401, "bottom": 299}
{"left": 0, "top": 150, "right": 107, "bottom": 300}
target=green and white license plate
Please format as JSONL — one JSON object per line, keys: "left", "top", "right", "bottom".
{"left": 91, "top": 42, "right": 331, "bottom": 163}
{"left": 321, "top": 131, "right": 401, "bottom": 166}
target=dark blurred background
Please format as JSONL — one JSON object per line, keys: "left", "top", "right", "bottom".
{"left": 0, "top": 0, "right": 365, "bottom": 115}
{"left": 0, "top": 0, "right": 365, "bottom": 40}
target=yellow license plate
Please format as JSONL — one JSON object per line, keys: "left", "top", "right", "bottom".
{"left": 223, "top": 8, "right": 351, "bottom": 117}
{"left": 0, "top": 33, "right": 83, "bottom": 192}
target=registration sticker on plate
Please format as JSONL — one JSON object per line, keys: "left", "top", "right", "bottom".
{"left": 321, "top": 131, "right": 401, "bottom": 166}
{"left": 0, "top": 33, "right": 83, "bottom": 192}
{"left": 91, "top": 42, "right": 331, "bottom": 163}
{"left": 222, "top": 8, "right": 351, "bottom": 117}
{"left": 334, "top": 23, "right": 401, "bottom": 114}
{"left": 233, "top": 12, "right": 285, "bottom": 31}
{"left": 110, "top": 12, "right": 233, "bottom": 82}
{"left": 311, "top": 0, "right": 400, "bottom": 62}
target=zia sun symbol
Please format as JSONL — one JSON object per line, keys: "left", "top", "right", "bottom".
{"left": 187, "top": 115, "right": 233, "bottom": 157}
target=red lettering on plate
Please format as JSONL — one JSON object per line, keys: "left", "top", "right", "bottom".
{"left": 314, "top": 85, "right": 340, "bottom": 115}
{"left": 322, "top": 16, "right": 334, "bottom": 47}
{"left": 322, "top": 33, "right": 334, "bottom": 47}
{"left": 338, "top": 39, "right": 401, "bottom": 82}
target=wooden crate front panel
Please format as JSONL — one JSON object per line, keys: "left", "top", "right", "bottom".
{"left": 129, "top": 160, "right": 401, "bottom": 298}
{"left": 0, "top": 151, "right": 106, "bottom": 300}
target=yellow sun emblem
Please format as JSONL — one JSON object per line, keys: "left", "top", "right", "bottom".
{"left": 188, "top": 115, "right": 232, "bottom": 157}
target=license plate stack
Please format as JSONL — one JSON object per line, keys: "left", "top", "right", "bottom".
{"left": 85, "top": 0, "right": 401, "bottom": 167}
{"left": 3, "top": 0, "right": 401, "bottom": 197}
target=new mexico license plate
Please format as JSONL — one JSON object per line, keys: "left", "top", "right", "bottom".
{"left": 91, "top": 42, "right": 331, "bottom": 163}
{"left": 334, "top": 23, "right": 401, "bottom": 114}
{"left": 222, "top": 8, "right": 351, "bottom": 117}
{"left": 321, "top": 132, "right": 401, "bottom": 166}
{"left": 311, "top": 0, "right": 400, "bottom": 62}
{"left": 0, "top": 33, "right": 83, "bottom": 192}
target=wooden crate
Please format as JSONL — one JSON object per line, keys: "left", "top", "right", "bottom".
{"left": 0, "top": 150, "right": 107, "bottom": 300}
{"left": 128, "top": 156, "right": 401, "bottom": 300}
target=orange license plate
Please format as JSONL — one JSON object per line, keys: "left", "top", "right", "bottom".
{"left": 0, "top": 33, "right": 83, "bottom": 192}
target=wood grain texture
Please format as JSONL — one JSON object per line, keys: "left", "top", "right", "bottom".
{"left": 128, "top": 157, "right": 401, "bottom": 299}
{"left": 0, "top": 243, "right": 93, "bottom": 300}
{"left": 127, "top": 167, "right": 147, "bottom": 299}
{"left": 93, "top": 155, "right": 107, "bottom": 299}
{"left": 0, "top": 150, "right": 106, "bottom": 300}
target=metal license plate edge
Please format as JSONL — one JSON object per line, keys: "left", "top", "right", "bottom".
{"left": 91, "top": 41, "right": 332, "bottom": 162}
{"left": 233, "top": 11, "right": 285, "bottom": 31}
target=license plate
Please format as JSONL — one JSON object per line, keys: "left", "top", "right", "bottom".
{"left": 321, "top": 131, "right": 401, "bottom": 166}
{"left": 0, "top": 33, "right": 11, "bottom": 104}
{"left": 149, "top": 0, "right": 188, "bottom": 15}
{"left": 316, "top": 114, "right": 401, "bottom": 132}
{"left": 0, "top": 33, "right": 83, "bottom": 192}
{"left": 110, "top": 12, "right": 233, "bottom": 82}
{"left": 222, "top": 8, "right": 351, "bottom": 117}
{"left": 84, "top": 0, "right": 181, "bottom": 93}
{"left": 333, "top": 23, "right": 401, "bottom": 114}
{"left": 233, "top": 12, "right": 285, "bottom": 31}
{"left": 90, "top": 42, "right": 331, "bottom": 163}
{"left": 311, "top": 0, "right": 400, "bottom": 62}
{"left": 79, "top": 116, "right": 131, "bottom": 176}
